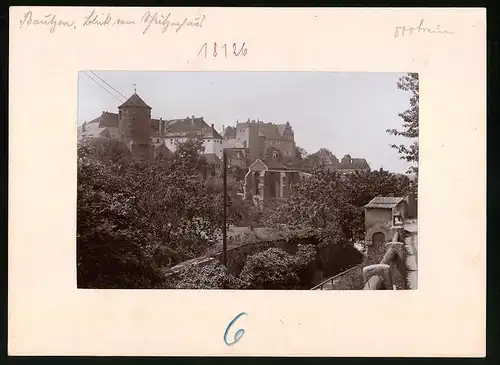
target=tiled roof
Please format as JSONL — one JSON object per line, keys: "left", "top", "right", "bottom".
{"left": 364, "top": 196, "right": 405, "bottom": 209}
{"left": 166, "top": 117, "right": 223, "bottom": 140}
{"left": 118, "top": 92, "right": 152, "bottom": 109}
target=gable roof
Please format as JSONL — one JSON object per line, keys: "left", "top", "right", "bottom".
{"left": 166, "top": 117, "right": 223, "bottom": 139}
{"left": 118, "top": 92, "right": 152, "bottom": 109}
{"left": 364, "top": 196, "right": 405, "bottom": 209}
{"left": 340, "top": 157, "right": 370, "bottom": 170}
{"left": 248, "top": 159, "right": 268, "bottom": 171}
{"left": 309, "top": 149, "right": 340, "bottom": 166}
{"left": 261, "top": 158, "right": 288, "bottom": 170}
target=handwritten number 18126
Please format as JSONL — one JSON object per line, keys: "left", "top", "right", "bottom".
{"left": 198, "top": 42, "right": 248, "bottom": 58}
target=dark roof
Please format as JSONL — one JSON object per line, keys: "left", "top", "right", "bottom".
{"left": 223, "top": 126, "right": 237, "bottom": 139}
{"left": 203, "top": 153, "right": 221, "bottom": 164}
{"left": 226, "top": 149, "right": 246, "bottom": 159}
{"left": 364, "top": 196, "right": 405, "bottom": 209}
{"left": 166, "top": 117, "right": 223, "bottom": 139}
{"left": 118, "top": 92, "right": 152, "bottom": 109}
{"left": 86, "top": 112, "right": 119, "bottom": 128}
{"left": 308, "top": 149, "right": 340, "bottom": 166}
{"left": 340, "top": 156, "right": 370, "bottom": 170}
{"left": 261, "top": 158, "right": 288, "bottom": 170}
{"left": 229, "top": 120, "right": 294, "bottom": 140}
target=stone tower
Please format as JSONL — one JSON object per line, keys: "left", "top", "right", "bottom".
{"left": 118, "top": 91, "right": 152, "bottom": 159}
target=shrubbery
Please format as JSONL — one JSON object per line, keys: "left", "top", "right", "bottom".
{"left": 77, "top": 137, "right": 239, "bottom": 288}
{"left": 176, "top": 261, "right": 242, "bottom": 289}
{"left": 238, "top": 245, "right": 317, "bottom": 289}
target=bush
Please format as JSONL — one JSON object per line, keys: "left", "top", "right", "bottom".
{"left": 176, "top": 261, "right": 242, "bottom": 289}
{"left": 238, "top": 247, "right": 317, "bottom": 289}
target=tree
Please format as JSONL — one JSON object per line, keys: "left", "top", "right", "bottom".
{"left": 264, "top": 165, "right": 412, "bottom": 244}
{"left": 264, "top": 165, "right": 349, "bottom": 245}
{"left": 77, "top": 142, "right": 165, "bottom": 288}
{"left": 387, "top": 73, "right": 419, "bottom": 189}
{"left": 77, "top": 137, "right": 228, "bottom": 288}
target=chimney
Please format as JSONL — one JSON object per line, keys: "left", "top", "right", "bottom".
{"left": 222, "top": 124, "right": 225, "bottom": 131}
{"left": 159, "top": 118, "right": 163, "bottom": 135}
{"left": 81, "top": 121, "right": 86, "bottom": 132}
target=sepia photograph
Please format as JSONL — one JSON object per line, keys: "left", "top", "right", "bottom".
{"left": 77, "top": 71, "right": 419, "bottom": 291}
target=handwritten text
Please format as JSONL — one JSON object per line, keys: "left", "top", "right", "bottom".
{"left": 17, "top": 9, "right": 206, "bottom": 35}
{"left": 223, "top": 312, "right": 247, "bottom": 346}
{"left": 198, "top": 42, "right": 248, "bottom": 58}
{"left": 141, "top": 11, "right": 205, "bottom": 35}
{"left": 82, "top": 9, "right": 136, "bottom": 27}
{"left": 19, "top": 11, "right": 75, "bottom": 33}
{"left": 394, "top": 19, "right": 455, "bottom": 38}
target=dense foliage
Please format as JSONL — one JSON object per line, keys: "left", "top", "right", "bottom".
{"left": 77, "top": 137, "right": 234, "bottom": 288}
{"left": 387, "top": 72, "right": 419, "bottom": 193}
{"left": 264, "top": 165, "right": 411, "bottom": 245}
{"left": 239, "top": 245, "right": 316, "bottom": 289}
{"left": 176, "top": 260, "right": 242, "bottom": 289}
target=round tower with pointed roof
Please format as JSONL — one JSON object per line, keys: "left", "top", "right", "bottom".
{"left": 118, "top": 91, "right": 152, "bottom": 159}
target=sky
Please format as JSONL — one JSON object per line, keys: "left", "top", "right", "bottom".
{"left": 78, "top": 71, "right": 414, "bottom": 174}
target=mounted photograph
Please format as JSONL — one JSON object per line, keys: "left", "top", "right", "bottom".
{"left": 77, "top": 71, "right": 419, "bottom": 290}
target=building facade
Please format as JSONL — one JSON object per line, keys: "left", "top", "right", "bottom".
{"left": 363, "top": 194, "right": 417, "bottom": 246}
{"left": 222, "top": 119, "right": 296, "bottom": 163}
{"left": 243, "top": 157, "right": 310, "bottom": 209}
{"left": 78, "top": 92, "right": 223, "bottom": 159}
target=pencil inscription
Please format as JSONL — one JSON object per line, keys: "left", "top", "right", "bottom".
{"left": 394, "top": 19, "right": 455, "bottom": 38}
{"left": 17, "top": 9, "right": 205, "bottom": 35}
{"left": 19, "top": 10, "right": 76, "bottom": 33}
{"left": 141, "top": 12, "right": 206, "bottom": 35}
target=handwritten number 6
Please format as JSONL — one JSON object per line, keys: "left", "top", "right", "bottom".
{"left": 213, "top": 42, "right": 218, "bottom": 57}
{"left": 224, "top": 312, "right": 247, "bottom": 346}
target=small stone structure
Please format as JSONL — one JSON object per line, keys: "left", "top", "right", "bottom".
{"left": 363, "top": 194, "right": 417, "bottom": 246}
{"left": 243, "top": 158, "right": 310, "bottom": 209}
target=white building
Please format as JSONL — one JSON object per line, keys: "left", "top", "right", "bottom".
{"left": 159, "top": 116, "right": 223, "bottom": 157}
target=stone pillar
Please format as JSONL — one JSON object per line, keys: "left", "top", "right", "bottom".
{"left": 385, "top": 241, "right": 406, "bottom": 289}
{"left": 404, "top": 234, "right": 418, "bottom": 289}
{"left": 258, "top": 171, "right": 266, "bottom": 205}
